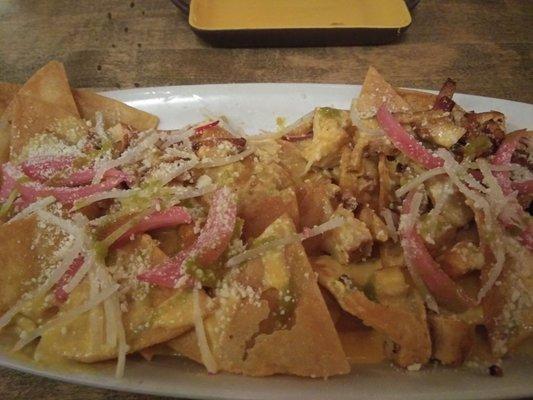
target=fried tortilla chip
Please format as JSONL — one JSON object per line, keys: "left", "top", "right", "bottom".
{"left": 0, "top": 215, "right": 71, "bottom": 323}
{"left": 482, "top": 243, "right": 533, "bottom": 357}
{"left": 239, "top": 187, "right": 300, "bottom": 242}
{"left": 2, "top": 62, "right": 82, "bottom": 161}
{"left": 165, "top": 328, "right": 202, "bottom": 364}
{"left": 169, "top": 215, "right": 349, "bottom": 377}
{"left": 0, "top": 216, "right": 54, "bottom": 315}
{"left": 35, "top": 235, "right": 212, "bottom": 363}
{"left": 354, "top": 66, "right": 411, "bottom": 118}
{"left": 429, "top": 314, "right": 473, "bottom": 366}
{"left": 0, "top": 112, "right": 12, "bottom": 163}
{"left": 73, "top": 89, "right": 159, "bottom": 131}
{"left": 16, "top": 61, "right": 79, "bottom": 116}
{"left": 396, "top": 88, "right": 436, "bottom": 113}
{"left": 0, "top": 82, "right": 20, "bottom": 116}
{"left": 313, "top": 255, "right": 431, "bottom": 367}
{"left": 299, "top": 107, "right": 350, "bottom": 169}
{"left": 6, "top": 95, "right": 84, "bottom": 161}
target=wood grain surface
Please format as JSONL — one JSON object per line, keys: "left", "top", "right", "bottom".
{"left": 0, "top": 0, "right": 532, "bottom": 399}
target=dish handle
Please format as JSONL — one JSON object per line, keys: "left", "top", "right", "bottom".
{"left": 170, "top": 0, "right": 189, "bottom": 15}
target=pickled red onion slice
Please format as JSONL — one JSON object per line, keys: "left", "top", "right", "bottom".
{"left": 400, "top": 191, "right": 476, "bottom": 311}
{"left": 377, "top": 105, "right": 444, "bottom": 170}
{"left": 111, "top": 206, "right": 192, "bottom": 249}
{"left": 138, "top": 187, "right": 237, "bottom": 288}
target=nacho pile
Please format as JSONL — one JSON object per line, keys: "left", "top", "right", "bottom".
{"left": 0, "top": 62, "right": 531, "bottom": 378}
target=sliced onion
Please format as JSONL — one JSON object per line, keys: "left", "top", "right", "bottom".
{"left": 138, "top": 187, "right": 237, "bottom": 288}
{"left": 21, "top": 156, "right": 76, "bottom": 181}
{"left": 490, "top": 134, "right": 533, "bottom": 250}
{"left": 512, "top": 179, "right": 533, "bottom": 194}
{"left": 400, "top": 191, "right": 476, "bottom": 312}
{"left": 59, "top": 168, "right": 129, "bottom": 187}
{"left": 21, "top": 156, "right": 129, "bottom": 187}
{"left": 54, "top": 255, "right": 85, "bottom": 303}
{"left": 18, "top": 174, "right": 128, "bottom": 205}
{"left": 377, "top": 105, "right": 444, "bottom": 170}
{"left": 196, "top": 147, "right": 255, "bottom": 169}
{"left": 194, "top": 120, "right": 220, "bottom": 135}
{"left": 492, "top": 130, "right": 526, "bottom": 165}
{"left": 137, "top": 250, "right": 192, "bottom": 288}
{"left": 111, "top": 206, "right": 192, "bottom": 249}
{"left": 62, "top": 253, "right": 94, "bottom": 295}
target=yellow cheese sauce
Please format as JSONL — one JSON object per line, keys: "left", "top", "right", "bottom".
{"left": 190, "top": 0, "right": 411, "bottom": 30}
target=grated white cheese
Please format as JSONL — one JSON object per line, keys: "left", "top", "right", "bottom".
{"left": 62, "top": 253, "right": 94, "bottom": 294}
{"left": 380, "top": 209, "right": 398, "bottom": 242}
{"left": 251, "top": 110, "right": 315, "bottom": 142}
{"left": 193, "top": 288, "right": 218, "bottom": 374}
{"left": 477, "top": 241, "right": 505, "bottom": 303}
{"left": 8, "top": 196, "right": 56, "bottom": 223}
{"left": 226, "top": 216, "right": 345, "bottom": 267}
{"left": 72, "top": 189, "right": 138, "bottom": 211}
{"left": 477, "top": 158, "right": 517, "bottom": 228}
{"left": 94, "top": 111, "right": 107, "bottom": 141}
{"left": 11, "top": 283, "right": 119, "bottom": 351}
{"left": 196, "top": 147, "right": 255, "bottom": 169}
{"left": 436, "top": 149, "right": 492, "bottom": 223}
{"left": 103, "top": 296, "right": 118, "bottom": 348}
{"left": 93, "top": 131, "right": 161, "bottom": 183}
{"left": 395, "top": 167, "right": 445, "bottom": 198}
{"left": 399, "top": 190, "right": 440, "bottom": 313}
{"left": 146, "top": 158, "right": 199, "bottom": 186}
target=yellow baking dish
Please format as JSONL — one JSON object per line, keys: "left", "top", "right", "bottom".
{"left": 172, "top": 0, "right": 412, "bottom": 47}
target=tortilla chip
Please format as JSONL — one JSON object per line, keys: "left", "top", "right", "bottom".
{"left": 17, "top": 61, "right": 79, "bottom": 117}
{"left": 0, "top": 215, "right": 71, "bottom": 320}
{"left": 300, "top": 108, "right": 350, "bottom": 168}
{"left": 354, "top": 66, "right": 411, "bottom": 118}
{"left": 396, "top": 88, "right": 436, "bottom": 112}
{"left": 482, "top": 245, "right": 533, "bottom": 357}
{"left": 164, "top": 329, "right": 202, "bottom": 364}
{"left": 73, "top": 89, "right": 159, "bottom": 131}
{"left": 169, "top": 215, "right": 349, "bottom": 377}
{"left": 239, "top": 187, "right": 300, "bottom": 241}
{"left": 338, "top": 328, "right": 386, "bottom": 365}
{"left": 0, "top": 112, "right": 12, "bottom": 163}
{"left": 0, "top": 82, "right": 20, "bottom": 116}
{"left": 313, "top": 255, "right": 431, "bottom": 367}
{"left": 277, "top": 141, "right": 308, "bottom": 181}
{"left": 35, "top": 235, "right": 212, "bottom": 363}
{"left": 0, "top": 216, "right": 43, "bottom": 315}
{"left": 1, "top": 62, "right": 83, "bottom": 162}
{"left": 6, "top": 94, "right": 84, "bottom": 161}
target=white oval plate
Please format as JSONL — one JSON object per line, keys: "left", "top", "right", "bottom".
{"left": 1, "top": 84, "right": 532, "bottom": 400}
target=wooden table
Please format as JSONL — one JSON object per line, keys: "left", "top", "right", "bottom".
{"left": 0, "top": 0, "right": 531, "bottom": 399}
